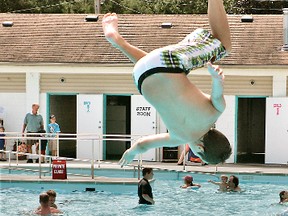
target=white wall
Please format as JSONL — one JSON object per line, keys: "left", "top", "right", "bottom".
{"left": 273, "top": 74, "right": 287, "bottom": 97}
{"left": 26, "top": 72, "right": 40, "bottom": 113}
{"left": 265, "top": 97, "right": 288, "bottom": 164}
{"left": 0, "top": 93, "right": 26, "bottom": 150}
{"left": 216, "top": 95, "right": 236, "bottom": 163}
{"left": 39, "top": 93, "right": 47, "bottom": 129}
{"left": 0, "top": 93, "right": 26, "bottom": 132}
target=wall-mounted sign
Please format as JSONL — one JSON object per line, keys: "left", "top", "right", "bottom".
{"left": 136, "top": 106, "right": 151, "bottom": 116}
{"left": 84, "top": 101, "right": 91, "bottom": 112}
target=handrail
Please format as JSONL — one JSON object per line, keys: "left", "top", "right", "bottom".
{"left": 0, "top": 132, "right": 211, "bottom": 179}
{"left": 3, "top": 132, "right": 143, "bottom": 137}
{"left": 0, "top": 132, "right": 142, "bottom": 179}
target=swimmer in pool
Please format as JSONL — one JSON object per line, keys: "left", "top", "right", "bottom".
{"left": 47, "top": 189, "right": 58, "bottom": 209}
{"left": 102, "top": 0, "right": 232, "bottom": 166}
{"left": 208, "top": 175, "right": 228, "bottom": 192}
{"left": 227, "top": 175, "right": 241, "bottom": 192}
{"left": 35, "top": 193, "right": 61, "bottom": 215}
{"left": 279, "top": 191, "right": 288, "bottom": 204}
{"left": 181, "top": 175, "right": 201, "bottom": 189}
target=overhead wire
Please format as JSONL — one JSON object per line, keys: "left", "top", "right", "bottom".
{"left": 109, "top": 0, "right": 142, "bottom": 14}
{"left": 8, "top": 0, "right": 78, "bottom": 13}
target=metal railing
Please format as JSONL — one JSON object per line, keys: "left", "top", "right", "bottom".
{"left": 0, "top": 132, "right": 217, "bottom": 179}
{"left": 0, "top": 132, "right": 142, "bottom": 179}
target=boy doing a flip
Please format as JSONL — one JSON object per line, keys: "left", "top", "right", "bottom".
{"left": 102, "top": 0, "right": 232, "bottom": 166}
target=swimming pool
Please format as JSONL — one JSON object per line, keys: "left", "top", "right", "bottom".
{"left": 1, "top": 169, "right": 287, "bottom": 215}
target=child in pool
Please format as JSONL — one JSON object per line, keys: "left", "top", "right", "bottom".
{"left": 47, "top": 189, "right": 58, "bottom": 209}
{"left": 181, "top": 175, "right": 201, "bottom": 189}
{"left": 279, "top": 191, "right": 288, "bottom": 204}
{"left": 35, "top": 193, "right": 61, "bottom": 215}
{"left": 208, "top": 175, "right": 228, "bottom": 192}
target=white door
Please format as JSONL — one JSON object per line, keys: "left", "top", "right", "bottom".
{"left": 131, "top": 95, "right": 157, "bottom": 161}
{"left": 216, "top": 95, "right": 235, "bottom": 163}
{"left": 77, "top": 94, "right": 103, "bottom": 160}
{"left": 265, "top": 98, "right": 288, "bottom": 164}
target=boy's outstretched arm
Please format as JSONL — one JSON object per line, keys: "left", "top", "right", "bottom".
{"left": 207, "top": 62, "right": 226, "bottom": 113}
{"left": 208, "top": 180, "right": 221, "bottom": 185}
{"left": 102, "top": 13, "right": 147, "bottom": 63}
{"left": 119, "top": 133, "right": 182, "bottom": 167}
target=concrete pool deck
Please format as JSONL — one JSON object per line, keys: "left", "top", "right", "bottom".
{"left": 0, "top": 160, "right": 288, "bottom": 185}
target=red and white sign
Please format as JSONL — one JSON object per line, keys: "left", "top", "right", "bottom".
{"left": 52, "top": 160, "right": 67, "bottom": 179}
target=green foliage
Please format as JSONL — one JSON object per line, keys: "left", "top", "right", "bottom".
{"left": 235, "top": 0, "right": 288, "bottom": 14}
{"left": 0, "top": 0, "right": 287, "bottom": 14}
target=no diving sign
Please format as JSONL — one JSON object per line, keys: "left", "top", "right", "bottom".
{"left": 52, "top": 160, "right": 67, "bottom": 179}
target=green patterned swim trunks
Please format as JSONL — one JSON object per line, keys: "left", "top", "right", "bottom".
{"left": 133, "top": 28, "right": 227, "bottom": 94}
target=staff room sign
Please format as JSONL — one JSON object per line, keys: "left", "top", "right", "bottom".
{"left": 136, "top": 106, "right": 151, "bottom": 116}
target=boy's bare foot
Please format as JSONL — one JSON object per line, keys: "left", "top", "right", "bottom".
{"left": 102, "top": 13, "right": 122, "bottom": 48}
{"left": 207, "top": 62, "right": 224, "bottom": 82}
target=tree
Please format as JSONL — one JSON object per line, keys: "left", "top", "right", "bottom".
{"left": 101, "top": 0, "right": 288, "bottom": 14}
{"left": 0, "top": 0, "right": 33, "bottom": 13}
{"left": 234, "top": 0, "right": 288, "bottom": 14}
{"left": 0, "top": 0, "right": 287, "bottom": 14}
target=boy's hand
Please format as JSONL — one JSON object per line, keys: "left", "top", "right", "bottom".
{"left": 119, "top": 149, "right": 135, "bottom": 167}
{"left": 207, "top": 62, "right": 224, "bottom": 82}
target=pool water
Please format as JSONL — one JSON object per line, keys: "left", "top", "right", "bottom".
{"left": 1, "top": 172, "right": 288, "bottom": 216}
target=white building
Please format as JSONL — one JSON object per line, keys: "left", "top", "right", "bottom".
{"left": 0, "top": 13, "right": 287, "bottom": 164}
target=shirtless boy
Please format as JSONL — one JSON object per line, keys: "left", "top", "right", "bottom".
{"left": 102, "top": 0, "right": 232, "bottom": 165}
{"left": 279, "top": 191, "right": 288, "bottom": 204}
{"left": 35, "top": 193, "right": 61, "bottom": 215}
{"left": 208, "top": 175, "right": 228, "bottom": 192}
{"left": 181, "top": 175, "right": 201, "bottom": 189}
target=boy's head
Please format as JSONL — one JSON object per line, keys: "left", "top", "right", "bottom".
{"left": 229, "top": 175, "right": 239, "bottom": 187}
{"left": 142, "top": 168, "right": 153, "bottom": 180}
{"left": 184, "top": 175, "right": 193, "bottom": 184}
{"left": 220, "top": 175, "right": 228, "bottom": 183}
{"left": 39, "top": 193, "right": 49, "bottom": 206}
{"left": 0, "top": 126, "right": 4, "bottom": 132}
{"left": 46, "top": 190, "right": 57, "bottom": 204}
{"left": 279, "top": 191, "right": 288, "bottom": 202}
{"left": 50, "top": 115, "right": 56, "bottom": 123}
{"left": 196, "top": 129, "right": 232, "bottom": 164}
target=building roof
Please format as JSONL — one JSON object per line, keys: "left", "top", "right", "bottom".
{"left": 0, "top": 13, "right": 287, "bottom": 65}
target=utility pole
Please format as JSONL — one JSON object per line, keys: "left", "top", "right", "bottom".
{"left": 95, "top": 0, "right": 101, "bottom": 14}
